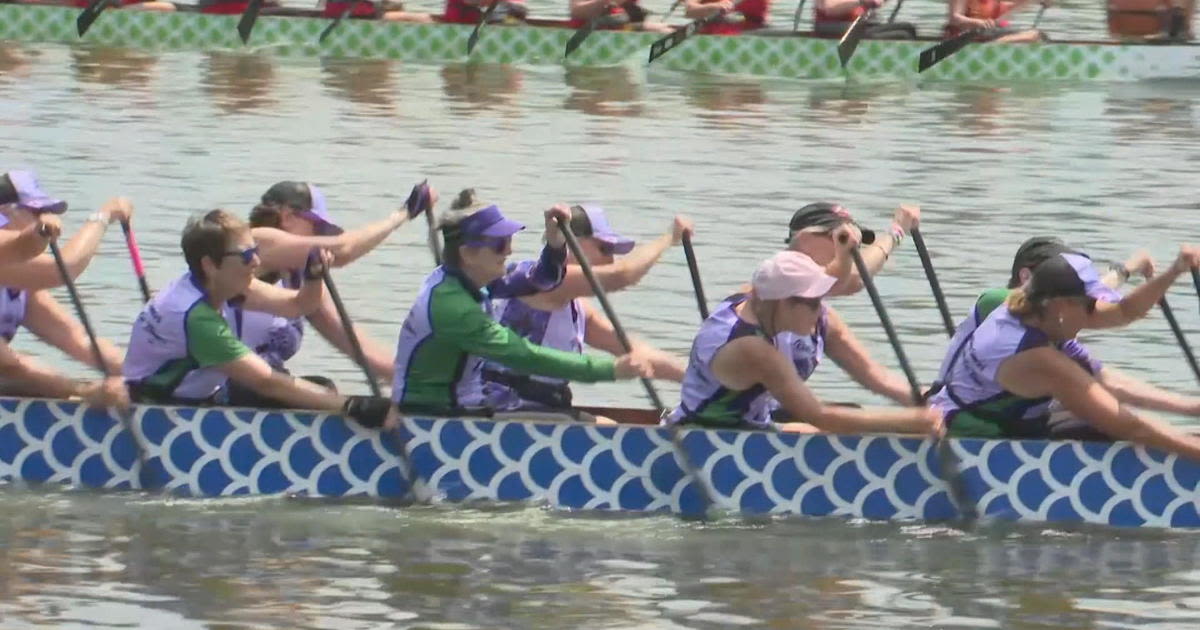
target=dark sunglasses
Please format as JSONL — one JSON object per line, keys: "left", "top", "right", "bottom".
{"left": 466, "top": 236, "right": 511, "bottom": 253}
{"left": 221, "top": 245, "right": 259, "bottom": 265}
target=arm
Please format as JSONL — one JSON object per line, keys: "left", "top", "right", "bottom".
{"left": 0, "top": 341, "right": 91, "bottom": 400}
{"left": 580, "top": 301, "right": 685, "bottom": 382}
{"left": 547, "top": 234, "right": 675, "bottom": 304}
{"left": 487, "top": 244, "right": 568, "bottom": 299}
{"left": 1098, "top": 367, "right": 1200, "bottom": 416}
{"left": 252, "top": 210, "right": 409, "bottom": 272}
{"left": 0, "top": 223, "right": 49, "bottom": 265}
{"left": 306, "top": 294, "right": 395, "bottom": 381}
{"left": 220, "top": 353, "right": 346, "bottom": 411}
{"left": 241, "top": 276, "right": 325, "bottom": 320}
{"left": 1099, "top": 250, "right": 1154, "bottom": 289}
{"left": 821, "top": 307, "right": 912, "bottom": 405}
{"left": 570, "top": 0, "right": 613, "bottom": 19}
{"left": 998, "top": 348, "right": 1200, "bottom": 461}
{"left": 22, "top": 290, "right": 124, "bottom": 375}
{"left": 685, "top": 0, "right": 728, "bottom": 18}
{"left": 713, "top": 337, "right": 935, "bottom": 435}
{"left": 819, "top": 0, "right": 870, "bottom": 17}
{"left": 1086, "top": 247, "right": 1199, "bottom": 330}
{"left": 828, "top": 206, "right": 917, "bottom": 297}
{"left": 0, "top": 218, "right": 111, "bottom": 291}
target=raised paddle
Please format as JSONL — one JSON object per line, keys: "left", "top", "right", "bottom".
{"left": 681, "top": 232, "right": 709, "bottom": 320}
{"left": 237, "top": 0, "right": 266, "bottom": 44}
{"left": 918, "top": 3, "right": 1045, "bottom": 73}
{"left": 556, "top": 215, "right": 716, "bottom": 518}
{"left": 887, "top": 0, "right": 905, "bottom": 23}
{"left": 648, "top": 11, "right": 725, "bottom": 63}
{"left": 849, "top": 247, "right": 976, "bottom": 522}
{"left": 836, "top": 11, "right": 872, "bottom": 68}
{"left": 119, "top": 220, "right": 152, "bottom": 303}
{"left": 46, "top": 234, "right": 156, "bottom": 491}
{"left": 319, "top": 0, "right": 364, "bottom": 43}
{"left": 664, "top": 0, "right": 685, "bottom": 21}
{"left": 1192, "top": 268, "right": 1200, "bottom": 315}
{"left": 564, "top": 11, "right": 603, "bottom": 57}
{"left": 466, "top": 0, "right": 500, "bottom": 55}
{"left": 76, "top": 0, "right": 113, "bottom": 37}
{"left": 910, "top": 227, "right": 955, "bottom": 338}
{"left": 1160, "top": 298, "right": 1200, "bottom": 387}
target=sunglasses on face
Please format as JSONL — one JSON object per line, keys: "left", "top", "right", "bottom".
{"left": 466, "top": 236, "right": 511, "bottom": 253}
{"left": 222, "top": 245, "right": 259, "bottom": 265}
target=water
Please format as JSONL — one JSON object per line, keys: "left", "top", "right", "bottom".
{"left": 1, "top": 23, "right": 1200, "bottom": 628}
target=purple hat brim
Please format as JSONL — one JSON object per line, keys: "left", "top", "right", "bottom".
{"left": 479, "top": 217, "right": 525, "bottom": 238}
{"left": 595, "top": 234, "right": 635, "bottom": 255}
{"left": 20, "top": 198, "right": 67, "bottom": 215}
{"left": 1063, "top": 252, "right": 1122, "bottom": 303}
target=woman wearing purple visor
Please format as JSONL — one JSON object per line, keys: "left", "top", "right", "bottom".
{"left": 484, "top": 203, "right": 691, "bottom": 415}
{"left": 390, "top": 191, "right": 653, "bottom": 417}
{"left": 0, "top": 170, "right": 132, "bottom": 409}
{"left": 930, "top": 247, "right": 1200, "bottom": 459}
{"left": 230, "top": 180, "right": 427, "bottom": 406}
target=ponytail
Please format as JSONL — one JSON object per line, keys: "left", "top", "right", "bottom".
{"left": 249, "top": 202, "right": 284, "bottom": 229}
{"left": 1006, "top": 288, "right": 1039, "bottom": 317}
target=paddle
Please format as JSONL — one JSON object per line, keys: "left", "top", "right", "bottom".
{"left": 1160, "top": 298, "right": 1200, "bottom": 387}
{"left": 119, "top": 221, "right": 152, "bottom": 303}
{"left": 849, "top": 247, "right": 976, "bottom": 521}
{"left": 836, "top": 11, "right": 872, "bottom": 68}
{"left": 564, "top": 10, "right": 603, "bottom": 58}
{"left": 405, "top": 180, "right": 441, "bottom": 266}
{"left": 319, "top": 0, "right": 364, "bottom": 43}
{"left": 76, "top": 0, "right": 113, "bottom": 37}
{"left": 681, "top": 232, "right": 709, "bottom": 321}
{"left": 466, "top": 0, "right": 500, "bottom": 55}
{"left": 664, "top": 0, "right": 685, "bottom": 21}
{"left": 910, "top": 227, "right": 955, "bottom": 337}
{"left": 556, "top": 215, "right": 716, "bottom": 517}
{"left": 46, "top": 234, "right": 156, "bottom": 491}
{"left": 918, "top": 3, "right": 1045, "bottom": 73}
{"left": 237, "top": 0, "right": 266, "bottom": 45}
{"left": 887, "top": 0, "right": 904, "bottom": 23}
{"left": 791, "top": 0, "right": 807, "bottom": 31}
{"left": 1192, "top": 268, "right": 1200, "bottom": 315}
{"left": 648, "top": 11, "right": 725, "bottom": 63}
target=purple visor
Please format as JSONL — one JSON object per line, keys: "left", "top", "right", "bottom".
{"left": 1063, "top": 253, "right": 1122, "bottom": 303}
{"left": 6, "top": 170, "right": 66, "bottom": 214}
{"left": 578, "top": 203, "right": 635, "bottom": 255}
{"left": 459, "top": 205, "right": 525, "bottom": 242}
{"left": 298, "top": 184, "right": 343, "bottom": 236}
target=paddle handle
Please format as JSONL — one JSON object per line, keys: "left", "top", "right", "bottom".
{"left": 910, "top": 227, "right": 955, "bottom": 339}
{"left": 1031, "top": 3, "right": 1046, "bottom": 27}
{"left": 1160, "top": 298, "right": 1200, "bottom": 387}
{"left": 850, "top": 248, "right": 922, "bottom": 403}
{"left": 887, "top": 0, "right": 904, "bottom": 23}
{"left": 681, "top": 233, "right": 709, "bottom": 321}
{"left": 321, "top": 266, "right": 383, "bottom": 398}
{"left": 48, "top": 240, "right": 108, "bottom": 375}
{"left": 792, "top": 0, "right": 807, "bottom": 31}
{"left": 555, "top": 217, "right": 664, "bottom": 411}
{"left": 120, "top": 221, "right": 152, "bottom": 304}
{"left": 1191, "top": 268, "right": 1200, "bottom": 315}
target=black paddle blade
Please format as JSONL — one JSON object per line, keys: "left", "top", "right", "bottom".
{"left": 564, "top": 16, "right": 599, "bottom": 58}
{"left": 917, "top": 28, "right": 979, "bottom": 73}
{"left": 76, "top": 0, "right": 110, "bottom": 37}
{"left": 466, "top": 1, "right": 499, "bottom": 55}
{"left": 648, "top": 14, "right": 714, "bottom": 64}
{"left": 319, "top": 0, "right": 358, "bottom": 43}
{"left": 836, "top": 13, "right": 870, "bottom": 68}
{"left": 237, "top": 0, "right": 266, "bottom": 44}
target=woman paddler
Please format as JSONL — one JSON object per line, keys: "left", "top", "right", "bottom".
{"left": 319, "top": 0, "right": 434, "bottom": 22}
{"left": 229, "top": 181, "right": 423, "bottom": 407}
{"left": 122, "top": 210, "right": 391, "bottom": 426}
{"left": 665, "top": 242, "right": 941, "bottom": 435}
{"left": 568, "top": 0, "right": 674, "bottom": 32}
{"left": 442, "top": 0, "right": 529, "bottom": 24}
{"left": 683, "top": 0, "right": 770, "bottom": 34}
{"left": 0, "top": 170, "right": 129, "bottom": 409}
{"left": 929, "top": 247, "right": 1200, "bottom": 457}
{"left": 811, "top": 0, "right": 918, "bottom": 38}
{"left": 943, "top": 0, "right": 1048, "bottom": 42}
{"left": 483, "top": 202, "right": 689, "bottom": 413}
{"left": 391, "top": 196, "right": 653, "bottom": 416}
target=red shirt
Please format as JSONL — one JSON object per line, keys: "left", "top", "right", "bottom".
{"left": 697, "top": 0, "right": 768, "bottom": 34}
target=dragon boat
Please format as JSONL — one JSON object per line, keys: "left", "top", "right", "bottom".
{"left": 3, "top": 395, "right": 1199, "bottom": 529}
{"left": 2, "top": 4, "right": 1200, "bottom": 81}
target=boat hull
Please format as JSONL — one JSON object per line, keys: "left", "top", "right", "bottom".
{"left": 4, "top": 5, "right": 1200, "bottom": 81}
{"left": 3, "top": 397, "right": 1199, "bottom": 529}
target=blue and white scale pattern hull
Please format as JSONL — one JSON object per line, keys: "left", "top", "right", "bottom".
{"left": 1, "top": 397, "right": 1198, "bottom": 529}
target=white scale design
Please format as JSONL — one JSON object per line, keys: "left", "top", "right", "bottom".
{"left": 1, "top": 397, "right": 1199, "bottom": 529}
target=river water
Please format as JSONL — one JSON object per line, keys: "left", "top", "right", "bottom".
{"left": 2, "top": 8, "right": 1200, "bottom": 627}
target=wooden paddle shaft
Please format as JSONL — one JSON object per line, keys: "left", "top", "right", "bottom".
{"left": 910, "top": 227, "right": 956, "bottom": 339}
{"left": 681, "top": 233, "right": 709, "bottom": 321}
{"left": 321, "top": 267, "right": 383, "bottom": 398}
{"left": 850, "top": 248, "right": 923, "bottom": 403}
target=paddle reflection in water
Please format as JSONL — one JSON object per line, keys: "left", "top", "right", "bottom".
{"left": 200, "top": 51, "right": 277, "bottom": 114}
{"left": 69, "top": 45, "right": 158, "bottom": 91}
{"left": 563, "top": 65, "right": 644, "bottom": 118}
{"left": 440, "top": 62, "right": 523, "bottom": 112}
{"left": 320, "top": 57, "right": 399, "bottom": 116}
{"left": 0, "top": 44, "right": 35, "bottom": 82}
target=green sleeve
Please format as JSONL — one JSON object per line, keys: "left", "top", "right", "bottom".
{"left": 974, "top": 287, "right": 1010, "bottom": 320}
{"left": 434, "top": 288, "right": 616, "bottom": 383}
{"left": 186, "top": 303, "right": 252, "bottom": 367}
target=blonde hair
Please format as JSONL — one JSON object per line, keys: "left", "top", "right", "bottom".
{"left": 1006, "top": 287, "right": 1039, "bottom": 317}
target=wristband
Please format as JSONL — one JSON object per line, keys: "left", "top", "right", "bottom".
{"left": 87, "top": 211, "right": 110, "bottom": 225}
{"left": 889, "top": 222, "right": 905, "bottom": 248}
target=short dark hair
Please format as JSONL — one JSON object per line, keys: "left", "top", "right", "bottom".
{"left": 182, "top": 209, "right": 248, "bottom": 282}
{"left": 1008, "top": 236, "right": 1073, "bottom": 288}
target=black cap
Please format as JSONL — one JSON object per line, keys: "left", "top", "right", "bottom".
{"left": 1026, "top": 254, "right": 1089, "bottom": 302}
{"left": 786, "top": 202, "right": 876, "bottom": 245}
{"left": 1009, "top": 236, "right": 1075, "bottom": 288}
{"left": 261, "top": 181, "right": 312, "bottom": 211}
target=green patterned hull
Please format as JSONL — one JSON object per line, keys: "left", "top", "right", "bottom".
{"left": 4, "top": 4, "right": 1200, "bottom": 81}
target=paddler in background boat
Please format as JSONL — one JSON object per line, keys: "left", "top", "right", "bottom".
{"left": 389, "top": 197, "right": 653, "bottom": 417}
{"left": 0, "top": 171, "right": 129, "bottom": 409}
{"left": 932, "top": 237, "right": 1200, "bottom": 440}
{"left": 812, "top": 0, "right": 917, "bottom": 39}
{"left": 123, "top": 210, "right": 392, "bottom": 427}
{"left": 483, "top": 202, "right": 688, "bottom": 416}
{"left": 57, "top": 0, "right": 175, "bottom": 12}
{"left": 929, "top": 246, "right": 1200, "bottom": 458}
{"left": 229, "top": 181, "right": 423, "bottom": 406}
{"left": 665, "top": 245, "right": 941, "bottom": 434}
{"left": 684, "top": 0, "right": 769, "bottom": 34}
{"left": 944, "top": 0, "right": 1048, "bottom": 42}
{"left": 319, "top": 0, "right": 434, "bottom": 23}
{"left": 1107, "top": 0, "right": 1194, "bottom": 40}
{"left": 569, "top": 0, "right": 674, "bottom": 33}
{"left": 442, "top": 0, "right": 528, "bottom": 25}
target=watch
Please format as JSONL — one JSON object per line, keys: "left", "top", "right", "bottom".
{"left": 1108, "top": 261, "right": 1131, "bottom": 283}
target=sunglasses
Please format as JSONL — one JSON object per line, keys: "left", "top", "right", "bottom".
{"left": 466, "top": 236, "right": 512, "bottom": 253}
{"left": 785, "top": 296, "right": 823, "bottom": 309}
{"left": 221, "top": 245, "right": 259, "bottom": 265}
